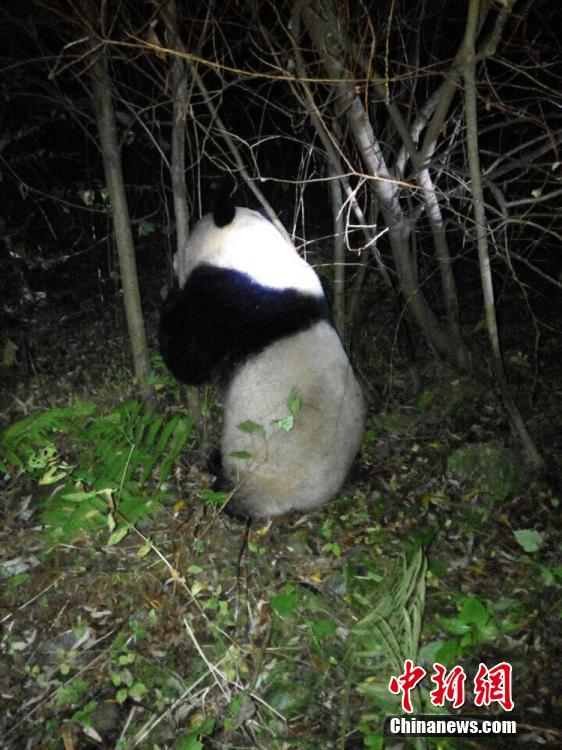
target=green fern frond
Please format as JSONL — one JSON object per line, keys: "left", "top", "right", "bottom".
{"left": 0, "top": 402, "right": 96, "bottom": 472}
{"left": 356, "top": 548, "right": 427, "bottom": 667}
{"left": 81, "top": 401, "right": 194, "bottom": 487}
{"left": 0, "top": 399, "right": 195, "bottom": 543}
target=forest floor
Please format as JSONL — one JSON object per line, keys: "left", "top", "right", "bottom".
{"left": 1, "top": 292, "right": 561, "bottom": 750}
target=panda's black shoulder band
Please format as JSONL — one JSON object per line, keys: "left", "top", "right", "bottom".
{"left": 159, "top": 264, "right": 330, "bottom": 385}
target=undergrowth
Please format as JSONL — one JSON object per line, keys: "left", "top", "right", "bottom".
{"left": 1, "top": 378, "right": 557, "bottom": 749}
{"left": 0, "top": 398, "right": 194, "bottom": 543}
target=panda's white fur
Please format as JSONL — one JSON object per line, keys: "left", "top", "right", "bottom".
{"left": 160, "top": 204, "right": 365, "bottom": 518}
{"left": 222, "top": 322, "right": 364, "bottom": 517}
{"left": 174, "top": 208, "right": 324, "bottom": 294}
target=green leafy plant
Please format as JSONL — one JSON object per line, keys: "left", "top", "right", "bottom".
{"left": 352, "top": 550, "right": 428, "bottom": 744}
{"left": 275, "top": 386, "right": 302, "bottom": 432}
{"left": 0, "top": 399, "right": 194, "bottom": 543}
{"left": 174, "top": 718, "right": 216, "bottom": 750}
{"left": 421, "top": 592, "right": 522, "bottom": 667}
{"left": 513, "top": 528, "right": 543, "bottom": 553}
{"left": 0, "top": 401, "right": 96, "bottom": 473}
{"left": 146, "top": 354, "right": 184, "bottom": 401}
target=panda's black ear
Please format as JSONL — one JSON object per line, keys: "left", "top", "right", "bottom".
{"left": 212, "top": 180, "right": 236, "bottom": 228}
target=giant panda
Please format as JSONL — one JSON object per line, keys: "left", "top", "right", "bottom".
{"left": 159, "top": 196, "right": 365, "bottom": 519}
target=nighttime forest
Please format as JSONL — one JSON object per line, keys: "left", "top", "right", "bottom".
{"left": 0, "top": 1, "right": 561, "bottom": 748}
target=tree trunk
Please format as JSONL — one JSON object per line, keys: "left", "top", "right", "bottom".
{"left": 299, "top": 0, "right": 471, "bottom": 370}
{"left": 160, "top": 0, "right": 190, "bottom": 277}
{"left": 90, "top": 46, "right": 151, "bottom": 389}
{"left": 462, "top": 0, "right": 544, "bottom": 469}
{"left": 329, "top": 172, "right": 346, "bottom": 338}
